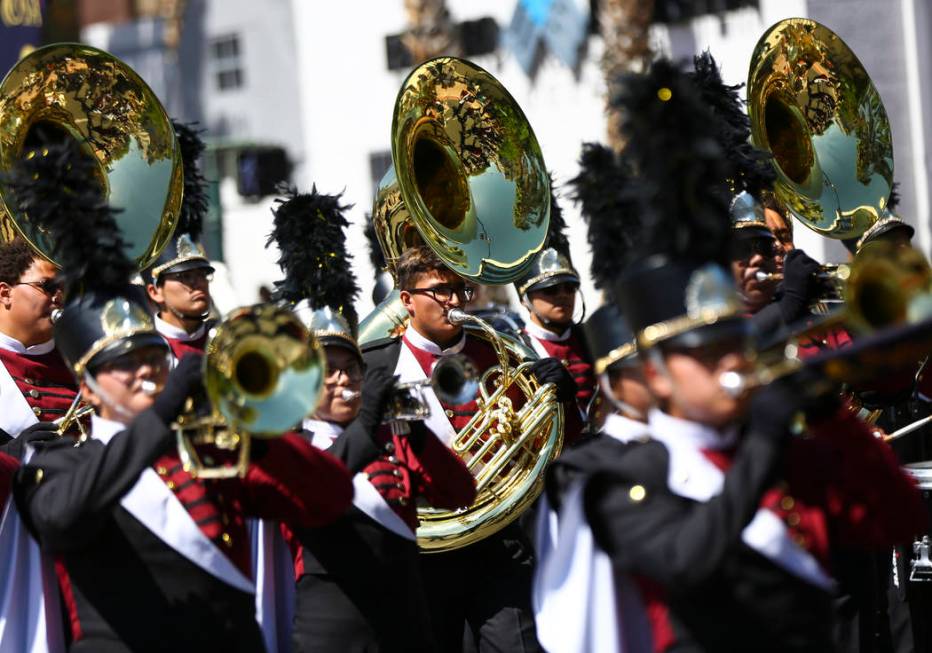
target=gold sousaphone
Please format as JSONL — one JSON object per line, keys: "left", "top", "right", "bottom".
{"left": 0, "top": 43, "right": 184, "bottom": 435}
{"left": 362, "top": 57, "right": 563, "bottom": 552}
{"left": 747, "top": 18, "right": 894, "bottom": 241}
{"left": 0, "top": 43, "right": 183, "bottom": 268}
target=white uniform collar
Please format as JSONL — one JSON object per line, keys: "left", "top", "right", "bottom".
{"left": 155, "top": 315, "right": 207, "bottom": 342}
{"left": 525, "top": 319, "right": 571, "bottom": 342}
{"left": 647, "top": 408, "right": 738, "bottom": 452}
{"left": 601, "top": 413, "right": 650, "bottom": 444}
{"left": 302, "top": 418, "right": 344, "bottom": 450}
{"left": 403, "top": 323, "right": 466, "bottom": 356}
{"left": 91, "top": 414, "right": 127, "bottom": 444}
{"left": 0, "top": 330, "right": 55, "bottom": 356}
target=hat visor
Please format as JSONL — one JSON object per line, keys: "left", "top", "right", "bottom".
{"left": 660, "top": 316, "right": 751, "bottom": 351}
{"left": 319, "top": 335, "right": 363, "bottom": 362}
{"left": 525, "top": 273, "right": 580, "bottom": 294}
{"left": 160, "top": 259, "right": 214, "bottom": 277}
{"left": 87, "top": 333, "right": 171, "bottom": 373}
{"left": 732, "top": 226, "right": 775, "bottom": 240}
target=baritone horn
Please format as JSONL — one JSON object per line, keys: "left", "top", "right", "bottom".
{"left": 174, "top": 304, "right": 325, "bottom": 479}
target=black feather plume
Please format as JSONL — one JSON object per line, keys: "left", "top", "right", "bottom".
{"left": 545, "top": 173, "right": 571, "bottom": 258}
{"left": 611, "top": 58, "right": 737, "bottom": 268}
{"left": 267, "top": 185, "right": 360, "bottom": 329}
{"left": 888, "top": 182, "right": 901, "bottom": 211}
{"left": 363, "top": 216, "right": 387, "bottom": 272}
{"left": 569, "top": 143, "right": 642, "bottom": 293}
{"left": 689, "top": 51, "right": 775, "bottom": 199}
{"left": 171, "top": 120, "right": 208, "bottom": 240}
{"left": 1, "top": 139, "right": 135, "bottom": 298}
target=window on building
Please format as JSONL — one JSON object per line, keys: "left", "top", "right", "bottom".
{"left": 210, "top": 34, "right": 244, "bottom": 91}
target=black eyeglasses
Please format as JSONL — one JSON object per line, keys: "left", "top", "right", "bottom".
{"left": 16, "top": 278, "right": 63, "bottom": 297}
{"left": 162, "top": 269, "right": 214, "bottom": 287}
{"left": 731, "top": 237, "right": 777, "bottom": 261}
{"left": 407, "top": 284, "right": 476, "bottom": 303}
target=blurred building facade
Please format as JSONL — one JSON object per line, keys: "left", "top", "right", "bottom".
{"left": 71, "top": 0, "right": 932, "bottom": 314}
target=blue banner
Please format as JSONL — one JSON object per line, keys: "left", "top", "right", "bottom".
{"left": 0, "top": 0, "right": 44, "bottom": 77}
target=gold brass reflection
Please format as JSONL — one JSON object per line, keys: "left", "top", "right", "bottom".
{"left": 747, "top": 18, "right": 893, "bottom": 240}
{"left": 0, "top": 43, "right": 182, "bottom": 269}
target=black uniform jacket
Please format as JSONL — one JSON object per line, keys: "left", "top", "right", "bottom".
{"left": 549, "top": 426, "right": 835, "bottom": 653}
{"left": 14, "top": 409, "right": 353, "bottom": 653}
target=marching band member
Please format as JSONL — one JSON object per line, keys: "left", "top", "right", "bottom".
{"left": 514, "top": 191, "right": 596, "bottom": 413}
{"left": 362, "top": 244, "right": 577, "bottom": 653}
{"left": 11, "top": 140, "right": 353, "bottom": 652}
{"left": 267, "top": 187, "right": 475, "bottom": 652}
{"left": 0, "top": 238, "right": 77, "bottom": 432}
{"left": 541, "top": 57, "right": 927, "bottom": 653}
{"left": 143, "top": 121, "right": 215, "bottom": 358}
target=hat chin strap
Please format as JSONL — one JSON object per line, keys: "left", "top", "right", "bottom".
{"left": 598, "top": 372, "right": 645, "bottom": 421}
{"left": 83, "top": 371, "right": 135, "bottom": 423}
{"left": 166, "top": 304, "right": 210, "bottom": 324}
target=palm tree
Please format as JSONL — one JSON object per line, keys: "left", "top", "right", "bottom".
{"left": 599, "top": 0, "right": 655, "bottom": 151}
{"left": 401, "top": 0, "right": 461, "bottom": 64}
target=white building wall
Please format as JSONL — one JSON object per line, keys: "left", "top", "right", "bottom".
{"left": 278, "top": 0, "right": 809, "bottom": 318}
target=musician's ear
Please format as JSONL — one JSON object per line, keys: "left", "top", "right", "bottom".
{"left": 0, "top": 282, "right": 13, "bottom": 309}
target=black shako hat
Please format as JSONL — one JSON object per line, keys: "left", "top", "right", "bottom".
{"left": 2, "top": 138, "right": 166, "bottom": 377}
{"left": 609, "top": 56, "right": 753, "bottom": 350}
{"left": 142, "top": 121, "right": 213, "bottom": 285}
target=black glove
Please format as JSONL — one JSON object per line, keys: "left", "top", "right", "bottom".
{"left": 0, "top": 422, "right": 59, "bottom": 460}
{"left": 747, "top": 366, "right": 841, "bottom": 443}
{"left": 152, "top": 354, "right": 204, "bottom": 424}
{"left": 358, "top": 368, "right": 398, "bottom": 432}
{"left": 779, "top": 249, "right": 821, "bottom": 322}
{"left": 531, "top": 357, "right": 577, "bottom": 403}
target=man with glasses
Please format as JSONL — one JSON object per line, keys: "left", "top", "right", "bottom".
{"left": 515, "top": 247, "right": 596, "bottom": 419}
{"left": 362, "top": 244, "right": 577, "bottom": 653}
{"left": 0, "top": 238, "right": 77, "bottom": 439}
{"left": 144, "top": 233, "right": 216, "bottom": 359}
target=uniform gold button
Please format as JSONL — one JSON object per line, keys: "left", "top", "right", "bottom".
{"left": 156, "top": 466, "right": 167, "bottom": 476}
{"left": 561, "top": 359, "right": 569, "bottom": 367}
{"left": 28, "top": 389, "right": 39, "bottom": 399}
{"left": 628, "top": 485, "right": 647, "bottom": 502}
{"left": 23, "top": 378, "right": 33, "bottom": 386}
{"left": 780, "top": 496, "right": 795, "bottom": 511}
{"left": 445, "top": 409, "right": 454, "bottom": 418}
{"left": 786, "top": 512, "right": 801, "bottom": 527}
{"left": 221, "top": 533, "right": 232, "bottom": 547}
{"left": 34, "top": 468, "right": 44, "bottom": 484}
{"left": 32, "top": 407, "right": 42, "bottom": 416}
{"left": 166, "top": 481, "right": 176, "bottom": 490}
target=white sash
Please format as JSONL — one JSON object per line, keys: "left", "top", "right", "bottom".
{"left": 249, "top": 518, "right": 295, "bottom": 653}
{"left": 394, "top": 342, "right": 457, "bottom": 447}
{"left": 304, "top": 420, "right": 414, "bottom": 541}
{"left": 119, "top": 468, "right": 255, "bottom": 593}
{"left": 533, "top": 485, "right": 652, "bottom": 653}
{"left": 0, "top": 360, "right": 41, "bottom": 436}
{"left": 648, "top": 410, "right": 834, "bottom": 590}
{"left": 0, "top": 362, "right": 65, "bottom": 653}
{"left": 91, "top": 417, "right": 255, "bottom": 593}
{"left": 527, "top": 333, "right": 550, "bottom": 359}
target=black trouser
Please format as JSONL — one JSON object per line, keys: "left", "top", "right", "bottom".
{"left": 419, "top": 524, "right": 543, "bottom": 653}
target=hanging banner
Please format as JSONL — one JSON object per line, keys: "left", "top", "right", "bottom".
{"left": 0, "top": 0, "right": 44, "bottom": 76}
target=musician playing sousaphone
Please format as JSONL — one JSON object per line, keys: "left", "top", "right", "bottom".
{"left": 264, "top": 186, "right": 475, "bottom": 653}
{"left": 143, "top": 121, "right": 216, "bottom": 359}
{"left": 10, "top": 138, "right": 353, "bottom": 652}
